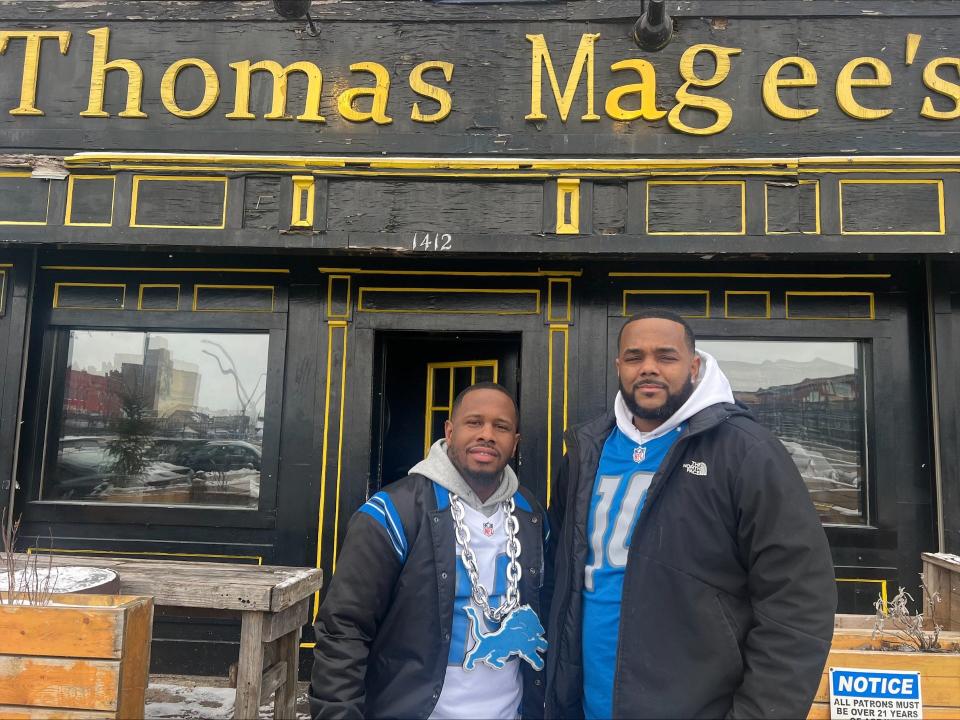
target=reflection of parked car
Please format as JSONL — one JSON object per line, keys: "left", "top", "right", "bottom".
{"left": 172, "top": 440, "right": 261, "bottom": 474}
{"left": 54, "top": 443, "right": 193, "bottom": 500}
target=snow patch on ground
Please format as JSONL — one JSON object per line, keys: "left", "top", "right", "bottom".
{"left": 146, "top": 678, "right": 311, "bottom": 719}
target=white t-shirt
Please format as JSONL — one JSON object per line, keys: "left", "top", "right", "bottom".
{"left": 430, "top": 502, "right": 523, "bottom": 720}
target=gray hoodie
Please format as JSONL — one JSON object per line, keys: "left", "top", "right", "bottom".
{"left": 409, "top": 439, "right": 518, "bottom": 517}
{"left": 614, "top": 348, "right": 736, "bottom": 445}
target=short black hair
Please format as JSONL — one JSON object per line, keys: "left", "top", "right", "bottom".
{"left": 450, "top": 382, "right": 519, "bottom": 426}
{"left": 618, "top": 309, "right": 696, "bottom": 353}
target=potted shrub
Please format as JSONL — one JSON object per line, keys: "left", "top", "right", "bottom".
{"left": 808, "top": 585, "right": 960, "bottom": 719}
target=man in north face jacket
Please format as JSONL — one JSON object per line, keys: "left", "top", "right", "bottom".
{"left": 545, "top": 310, "right": 836, "bottom": 719}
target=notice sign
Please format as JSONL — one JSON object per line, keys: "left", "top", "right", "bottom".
{"left": 830, "top": 667, "right": 923, "bottom": 719}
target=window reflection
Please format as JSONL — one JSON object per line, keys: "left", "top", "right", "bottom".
{"left": 699, "top": 340, "right": 866, "bottom": 525}
{"left": 46, "top": 330, "right": 269, "bottom": 508}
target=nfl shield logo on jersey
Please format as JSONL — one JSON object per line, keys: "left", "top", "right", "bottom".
{"left": 633, "top": 445, "right": 646, "bottom": 463}
{"left": 482, "top": 522, "right": 494, "bottom": 537}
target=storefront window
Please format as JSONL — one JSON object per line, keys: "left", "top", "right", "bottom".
{"left": 43, "top": 330, "right": 269, "bottom": 508}
{"left": 699, "top": 340, "right": 867, "bottom": 525}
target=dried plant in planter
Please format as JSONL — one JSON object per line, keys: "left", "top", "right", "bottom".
{"left": 1, "top": 505, "right": 54, "bottom": 606}
{"left": 872, "top": 583, "right": 949, "bottom": 652}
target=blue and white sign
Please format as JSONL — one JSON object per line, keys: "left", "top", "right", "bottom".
{"left": 829, "top": 667, "right": 923, "bottom": 719}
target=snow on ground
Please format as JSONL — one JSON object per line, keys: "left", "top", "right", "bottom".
{"left": 146, "top": 676, "right": 311, "bottom": 719}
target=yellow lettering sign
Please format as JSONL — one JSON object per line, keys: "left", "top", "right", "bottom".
{"left": 835, "top": 56, "right": 892, "bottom": 120}
{"left": 604, "top": 59, "right": 666, "bottom": 122}
{"left": 921, "top": 57, "right": 960, "bottom": 120}
{"left": 226, "top": 59, "right": 325, "bottom": 122}
{"left": 668, "top": 43, "right": 742, "bottom": 135}
{"left": 762, "top": 56, "right": 818, "bottom": 120}
{"left": 337, "top": 62, "right": 393, "bottom": 124}
{"left": 81, "top": 27, "right": 146, "bottom": 118}
{"left": 160, "top": 58, "right": 220, "bottom": 119}
{"left": 410, "top": 61, "right": 454, "bottom": 123}
{"left": 0, "top": 30, "right": 71, "bottom": 116}
{"left": 525, "top": 33, "right": 600, "bottom": 122}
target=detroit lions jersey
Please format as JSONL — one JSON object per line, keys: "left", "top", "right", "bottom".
{"left": 582, "top": 423, "right": 685, "bottom": 720}
{"left": 430, "top": 501, "right": 522, "bottom": 720}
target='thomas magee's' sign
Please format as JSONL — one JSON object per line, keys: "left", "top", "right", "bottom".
{"left": 2, "top": 16, "right": 960, "bottom": 155}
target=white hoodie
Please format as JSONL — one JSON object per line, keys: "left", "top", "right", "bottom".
{"left": 614, "top": 349, "right": 735, "bottom": 445}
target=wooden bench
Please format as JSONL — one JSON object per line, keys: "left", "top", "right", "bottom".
{"left": 15, "top": 553, "right": 322, "bottom": 720}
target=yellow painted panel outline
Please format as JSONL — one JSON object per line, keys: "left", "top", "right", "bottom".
{"left": 65, "top": 175, "right": 116, "bottom": 227}
{"left": 785, "top": 291, "right": 875, "bottom": 320}
{"left": 0, "top": 170, "right": 50, "bottom": 225}
{"left": 724, "top": 291, "right": 771, "bottom": 319}
{"left": 622, "top": 290, "right": 710, "bottom": 318}
{"left": 546, "top": 324, "right": 569, "bottom": 508}
{"left": 764, "top": 179, "right": 820, "bottom": 235}
{"left": 314, "top": 320, "right": 349, "bottom": 621}
{"left": 192, "top": 284, "right": 275, "bottom": 312}
{"left": 357, "top": 287, "right": 541, "bottom": 316}
{"left": 547, "top": 277, "right": 572, "bottom": 323}
{"left": 138, "top": 283, "right": 180, "bottom": 311}
{"left": 27, "top": 547, "right": 263, "bottom": 564}
{"left": 839, "top": 179, "right": 945, "bottom": 235}
{"left": 646, "top": 181, "right": 745, "bottom": 236}
{"left": 836, "top": 577, "right": 889, "bottom": 607}
{"left": 0, "top": 269, "right": 5, "bottom": 315}
{"left": 130, "top": 175, "right": 228, "bottom": 229}
{"left": 292, "top": 175, "right": 315, "bottom": 228}
{"left": 556, "top": 178, "right": 580, "bottom": 234}
{"left": 53, "top": 282, "right": 126, "bottom": 310}
{"left": 326, "top": 275, "right": 352, "bottom": 320}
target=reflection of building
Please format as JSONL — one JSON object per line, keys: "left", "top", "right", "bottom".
{"left": 64, "top": 369, "right": 121, "bottom": 417}
{"left": 118, "top": 347, "right": 200, "bottom": 417}
{"left": 746, "top": 374, "right": 861, "bottom": 451}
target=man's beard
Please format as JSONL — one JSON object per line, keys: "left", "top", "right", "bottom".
{"left": 620, "top": 374, "right": 696, "bottom": 423}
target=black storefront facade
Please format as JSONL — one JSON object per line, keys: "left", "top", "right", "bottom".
{"left": 0, "top": 0, "right": 958, "bottom": 673}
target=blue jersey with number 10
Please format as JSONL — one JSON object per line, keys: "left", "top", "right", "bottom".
{"left": 581, "top": 423, "right": 685, "bottom": 720}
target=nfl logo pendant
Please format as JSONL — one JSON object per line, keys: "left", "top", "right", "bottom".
{"left": 633, "top": 445, "right": 646, "bottom": 463}
{"left": 482, "top": 522, "right": 495, "bottom": 537}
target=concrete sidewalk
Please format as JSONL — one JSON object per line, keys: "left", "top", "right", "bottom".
{"left": 146, "top": 675, "right": 311, "bottom": 719}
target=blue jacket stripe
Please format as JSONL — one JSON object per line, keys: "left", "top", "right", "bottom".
{"left": 358, "top": 493, "right": 408, "bottom": 561}
{"left": 433, "top": 482, "right": 450, "bottom": 510}
{"left": 513, "top": 490, "right": 532, "bottom": 513}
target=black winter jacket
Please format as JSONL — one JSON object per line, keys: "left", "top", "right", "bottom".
{"left": 309, "top": 473, "right": 548, "bottom": 720}
{"left": 545, "top": 404, "right": 836, "bottom": 719}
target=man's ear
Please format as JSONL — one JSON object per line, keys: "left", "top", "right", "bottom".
{"left": 691, "top": 352, "right": 702, "bottom": 381}
{"left": 511, "top": 433, "right": 520, "bottom": 458}
{"left": 444, "top": 419, "right": 453, "bottom": 443}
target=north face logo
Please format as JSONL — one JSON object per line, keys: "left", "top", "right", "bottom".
{"left": 683, "top": 461, "right": 708, "bottom": 476}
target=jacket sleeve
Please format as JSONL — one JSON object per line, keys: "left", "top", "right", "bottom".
{"left": 728, "top": 437, "right": 837, "bottom": 720}
{"left": 308, "top": 501, "right": 406, "bottom": 720}
{"left": 542, "top": 452, "right": 569, "bottom": 632}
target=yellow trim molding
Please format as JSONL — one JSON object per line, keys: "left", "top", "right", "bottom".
{"left": 646, "top": 180, "right": 746, "bottom": 236}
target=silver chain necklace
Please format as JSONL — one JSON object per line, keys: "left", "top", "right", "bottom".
{"left": 449, "top": 493, "right": 522, "bottom": 624}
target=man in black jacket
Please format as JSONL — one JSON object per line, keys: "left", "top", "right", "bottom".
{"left": 310, "top": 383, "right": 548, "bottom": 719}
{"left": 545, "top": 310, "right": 836, "bottom": 719}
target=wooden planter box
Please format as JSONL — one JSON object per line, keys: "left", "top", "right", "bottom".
{"left": 0, "top": 594, "right": 153, "bottom": 719}
{"left": 923, "top": 552, "right": 960, "bottom": 631}
{"left": 808, "top": 618, "right": 960, "bottom": 719}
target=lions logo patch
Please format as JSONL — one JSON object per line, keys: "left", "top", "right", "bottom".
{"left": 462, "top": 605, "right": 547, "bottom": 671}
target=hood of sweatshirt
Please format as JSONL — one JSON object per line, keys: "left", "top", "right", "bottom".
{"left": 614, "top": 349, "right": 735, "bottom": 445}
{"left": 409, "top": 439, "right": 519, "bottom": 516}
